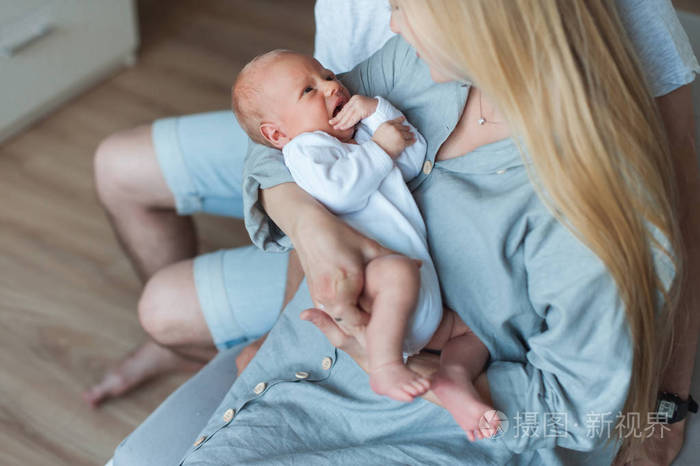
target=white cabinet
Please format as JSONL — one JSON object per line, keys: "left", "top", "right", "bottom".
{"left": 0, "top": 0, "right": 138, "bottom": 142}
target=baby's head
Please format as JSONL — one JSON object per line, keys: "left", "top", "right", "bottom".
{"left": 232, "top": 50, "right": 353, "bottom": 149}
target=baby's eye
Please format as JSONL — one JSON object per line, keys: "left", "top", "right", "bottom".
{"left": 303, "top": 86, "right": 313, "bottom": 94}
{"left": 325, "top": 74, "right": 335, "bottom": 81}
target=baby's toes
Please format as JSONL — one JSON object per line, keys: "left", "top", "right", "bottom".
{"left": 402, "top": 381, "right": 421, "bottom": 397}
{"left": 415, "top": 377, "right": 431, "bottom": 392}
{"left": 393, "top": 390, "right": 415, "bottom": 403}
{"left": 411, "top": 377, "right": 431, "bottom": 395}
{"left": 407, "top": 377, "right": 430, "bottom": 397}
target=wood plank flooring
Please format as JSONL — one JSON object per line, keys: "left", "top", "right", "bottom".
{"left": 0, "top": 1, "right": 315, "bottom": 464}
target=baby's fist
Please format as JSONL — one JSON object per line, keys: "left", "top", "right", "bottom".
{"left": 372, "top": 117, "right": 416, "bottom": 159}
{"left": 329, "top": 95, "right": 378, "bottom": 131}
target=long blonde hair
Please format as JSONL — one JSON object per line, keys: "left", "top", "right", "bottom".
{"left": 396, "top": 0, "right": 682, "bottom": 459}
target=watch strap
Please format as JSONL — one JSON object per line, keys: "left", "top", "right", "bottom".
{"left": 658, "top": 393, "right": 697, "bottom": 424}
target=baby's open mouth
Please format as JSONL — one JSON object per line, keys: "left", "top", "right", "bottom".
{"left": 332, "top": 101, "right": 345, "bottom": 118}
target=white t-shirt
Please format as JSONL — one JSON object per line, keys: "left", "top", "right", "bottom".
{"left": 313, "top": 0, "right": 395, "bottom": 74}
{"left": 282, "top": 97, "right": 442, "bottom": 356}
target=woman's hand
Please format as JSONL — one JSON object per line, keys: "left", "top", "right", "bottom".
{"left": 301, "top": 306, "right": 443, "bottom": 403}
{"left": 262, "top": 183, "right": 395, "bottom": 335}
{"left": 292, "top": 208, "right": 398, "bottom": 334}
{"left": 302, "top": 305, "right": 493, "bottom": 410}
{"left": 301, "top": 307, "right": 370, "bottom": 369}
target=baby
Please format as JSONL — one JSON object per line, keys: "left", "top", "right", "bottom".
{"left": 232, "top": 50, "right": 499, "bottom": 440}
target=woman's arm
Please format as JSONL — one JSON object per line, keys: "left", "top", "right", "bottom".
{"left": 259, "top": 182, "right": 391, "bottom": 331}
{"left": 631, "top": 83, "right": 700, "bottom": 466}
{"left": 656, "top": 83, "right": 699, "bottom": 399}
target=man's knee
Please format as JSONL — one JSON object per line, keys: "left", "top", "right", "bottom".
{"left": 138, "top": 274, "right": 172, "bottom": 345}
{"left": 94, "top": 130, "right": 136, "bottom": 206}
{"left": 93, "top": 125, "right": 170, "bottom": 210}
{"left": 138, "top": 273, "right": 185, "bottom": 345}
{"left": 138, "top": 265, "right": 203, "bottom": 346}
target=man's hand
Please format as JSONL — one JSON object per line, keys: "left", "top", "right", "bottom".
{"left": 329, "top": 95, "right": 378, "bottom": 130}
{"left": 372, "top": 117, "right": 416, "bottom": 159}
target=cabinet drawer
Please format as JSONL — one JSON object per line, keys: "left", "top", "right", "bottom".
{"left": 0, "top": 0, "right": 138, "bottom": 142}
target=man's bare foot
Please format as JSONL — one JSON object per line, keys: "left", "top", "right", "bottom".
{"left": 369, "top": 360, "right": 431, "bottom": 402}
{"left": 82, "top": 340, "right": 203, "bottom": 407}
{"left": 431, "top": 365, "right": 500, "bottom": 442}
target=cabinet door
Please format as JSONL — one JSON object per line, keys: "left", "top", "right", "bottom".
{"left": 0, "top": 0, "right": 138, "bottom": 141}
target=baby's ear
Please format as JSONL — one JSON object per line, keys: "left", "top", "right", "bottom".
{"left": 260, "top": 123, "right": 288, "bottom": 149}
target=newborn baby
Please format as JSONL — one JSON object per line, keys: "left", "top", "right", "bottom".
{"left": 232, "top": 50, "right": 498, "bottom": 439}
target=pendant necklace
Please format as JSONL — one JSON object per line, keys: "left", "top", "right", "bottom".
{"left": 478, "top": 89, "right": 502, "bottom": 126}
{"left": 478, "top": 89, "right": 486, "bottom": 125}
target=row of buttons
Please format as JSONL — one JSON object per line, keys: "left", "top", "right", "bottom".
{"left": 193, "top": 357, "right": 335, "bottom": 447}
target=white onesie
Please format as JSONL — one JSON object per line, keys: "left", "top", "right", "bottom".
{"left": 282, "top": 97, "right": 443, "bottom": 356}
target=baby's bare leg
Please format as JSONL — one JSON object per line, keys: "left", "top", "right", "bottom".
{"left": 364, "top": 254, "right": 430, "bottom": 402}
{"left": 430, "top": 316, "right": 498, "bottom": 441}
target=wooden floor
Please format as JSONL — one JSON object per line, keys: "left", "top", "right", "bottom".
{"left": 0, "top": 1, "right": 315, "bottom": 465}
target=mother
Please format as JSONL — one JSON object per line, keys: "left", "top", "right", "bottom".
{"left": 167, "top": 0, "right": 687, "bottom": 464}
{"left": 105, "top": 0, "right": 700, "bottom": 464}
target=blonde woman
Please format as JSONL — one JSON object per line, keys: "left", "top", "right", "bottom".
{"left": 112, "top": 0, "right": 699, "bottom": 465}
{"left": 236, "top": 0, "right": 692, "bottom": 464}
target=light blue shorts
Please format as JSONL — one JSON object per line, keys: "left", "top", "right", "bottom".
{"left": 152, "top": 111, "right": 289, "bottom": 350}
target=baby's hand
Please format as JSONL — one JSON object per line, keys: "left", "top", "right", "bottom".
{"left": 372, "top": 117, "right": 416, "bottom": 159}
{"left": 329, "top": 95, "right": 378, "bottom": 131}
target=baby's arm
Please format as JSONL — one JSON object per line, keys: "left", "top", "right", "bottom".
{"left": 332, "top": 96, "right": 428, "bottom": 181}
{"left": 282, "top": 132, "right": 394, "bottom": 214}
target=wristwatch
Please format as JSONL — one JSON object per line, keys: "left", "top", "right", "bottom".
{"left": 656, "top": 392, "right": 698, "bottom": 424}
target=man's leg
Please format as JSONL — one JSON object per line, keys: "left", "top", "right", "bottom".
{"left": 88, "top": 109, "right": 281, "bottom": 406}
{"left": 94, "top": 125, "right": 197, "bottom": 282}
{"left": 111, "top": 250, "right": 303, "bottom": 465}
{"left": 112, "top": 344, "right": 246, "bottom": 466}
{"left": 86, "top": 125, "right": 207, "bottom": 406}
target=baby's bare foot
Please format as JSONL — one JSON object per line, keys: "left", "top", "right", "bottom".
{"left": 369, "top": 360, "right": 430, "bottom": 402}
{"left": 431, "top": 366, "right": 501, "bottom": 441}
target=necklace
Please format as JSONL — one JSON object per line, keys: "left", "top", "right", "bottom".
{"left": 478, "top": 89, "right": 502, "bottom": 126}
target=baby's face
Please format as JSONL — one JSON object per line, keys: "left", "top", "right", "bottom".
{"left": 260, "top": 54, "right": 354, "bottom": 144}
